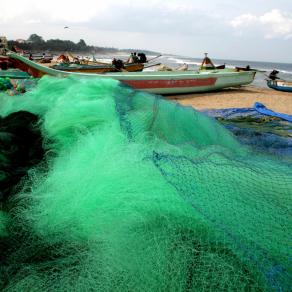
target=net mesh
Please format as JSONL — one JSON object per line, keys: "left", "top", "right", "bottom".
{"left": 203, "top": 108, "right": 292, "bottom": 158}
{"left": 0, "top": 76, "right": 291, "bottom": 291}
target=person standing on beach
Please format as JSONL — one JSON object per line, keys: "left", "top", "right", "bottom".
{"left": 126, "top": 53, "right": 134, "bottom": 63}
{"left": 269, "top": 70, "right": 280, "bottom": 80}
{"left": 132, "top": 52, "right": 139, "bottom": 63}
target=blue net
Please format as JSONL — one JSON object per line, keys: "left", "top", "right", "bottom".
{"left": 204, "top": 108, "right": 292, "bottom": 158}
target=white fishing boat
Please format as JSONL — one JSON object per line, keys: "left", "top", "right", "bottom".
{"left": 8, "top": 52, "right": 256, "bottom": 95}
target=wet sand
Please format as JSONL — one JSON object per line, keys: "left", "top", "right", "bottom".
{"left": 166, "top": 85, "right": 292, "bottom": 115}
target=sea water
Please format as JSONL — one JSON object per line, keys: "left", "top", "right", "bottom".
{"left": 155, "top": 55, "right": 292, "bottom": 88}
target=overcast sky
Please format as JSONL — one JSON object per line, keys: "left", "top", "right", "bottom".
{"left": 1, "top": 0, "right": 292, "bottom": 62}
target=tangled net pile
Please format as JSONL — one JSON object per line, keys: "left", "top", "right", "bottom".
{"left": 0, "top": 76, "right": 291, "bottom": 291}
{"left": 0, "top": 77, "right": 37, "bottom": 95}
{"left": 204, "top": 108, "right": 292, "bottom": 158}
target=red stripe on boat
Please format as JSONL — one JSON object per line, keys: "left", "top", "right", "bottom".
{"left": 122, "top": 78, "right": 217, "bottom": 89}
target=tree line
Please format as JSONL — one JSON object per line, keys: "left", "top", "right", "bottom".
{"left": 7, "top": 34, "right": 159, "bottom": 55}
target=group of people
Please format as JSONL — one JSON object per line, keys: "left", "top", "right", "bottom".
{"left": 126, "top": 52, "right": 147, "bottom": 64}
{"left": 111, "top": 52, "right": 147, "bottom": 70}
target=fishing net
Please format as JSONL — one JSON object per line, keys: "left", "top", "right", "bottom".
{"left": 0, "top": 76, "right": 291, "bottom": 291}
{"left": 0, "top": 210, "right": 8, "bottom": 236}
{"left": 204, "top": 108, "right": 292, "bottom": 159}
{"left": 0, "top": 77, "right": 37, "bottom": 95}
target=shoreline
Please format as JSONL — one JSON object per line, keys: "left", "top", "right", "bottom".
{"left": 166, "top": 85, "right": 292, "bottom": 115}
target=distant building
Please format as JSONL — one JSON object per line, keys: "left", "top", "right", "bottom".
{"left": 0, "top": 36, "right": 8, "bottom": 48}
{"left": 0, "top": 36, "right": 8, "bottom": 54}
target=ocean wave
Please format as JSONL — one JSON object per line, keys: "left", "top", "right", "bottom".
{"left": 166, "top": 57, "right": 201, "bottom": 66}
{"left": 278, "top": 70, "right": 292, "bottom": 75}
{"left": 253, "top": 68, "right": 292, "bottom": 75}
{"left": 223, "top": 64, "right": 234, "bottom": 69}
{"left": 166, "top": 57, "right": 187, "bottom": 64}
{"left": 95, "top": 58, "right": 113, "bottom": 63}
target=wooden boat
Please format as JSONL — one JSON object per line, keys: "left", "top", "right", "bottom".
{"left": 267, "top": 80, "right": 292, "bottom": 92}
{"left": 124, "top": 63, "right": 144, "bottom": 72}
{"left": 23, "top": 53, "right": 54, "bottom": 62}
{"left": 51, "top": 62, "right": 144, "bottom": 73}
{"left": 216, "top": 64, "right": 226, "bottom": 70}
{"left": 235, "top": 66, "right": 252, "bottom": 72}
{"left": 7, "top": 52, "right": 257, "bottom": 95}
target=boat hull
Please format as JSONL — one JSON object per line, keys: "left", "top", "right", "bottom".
{"left": 124, "top": 63, "right": 144, "bottom": 72}
{"left": 267, "top": 80, "right": 292, "bottom": 93}
{"left": 8, "top": 53, "right": 256, "bottom": 95}
{"left": 107, "top": 70, "right": 256, "bottom": 94}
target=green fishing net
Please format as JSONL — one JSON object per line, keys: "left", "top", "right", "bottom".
{"left": 0, "top": 210, "right": 9, "bottom": 237}
{"left": 0, "top": 76, "right": 291, "bottom": 291}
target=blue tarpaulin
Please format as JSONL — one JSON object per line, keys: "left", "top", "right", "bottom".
{"left": 254, "top": 102, "right": 292, "bottom": 123}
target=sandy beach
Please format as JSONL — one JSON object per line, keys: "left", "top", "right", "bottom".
{"left": 167, "top": 85, "right": 292, "bottom": 115}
